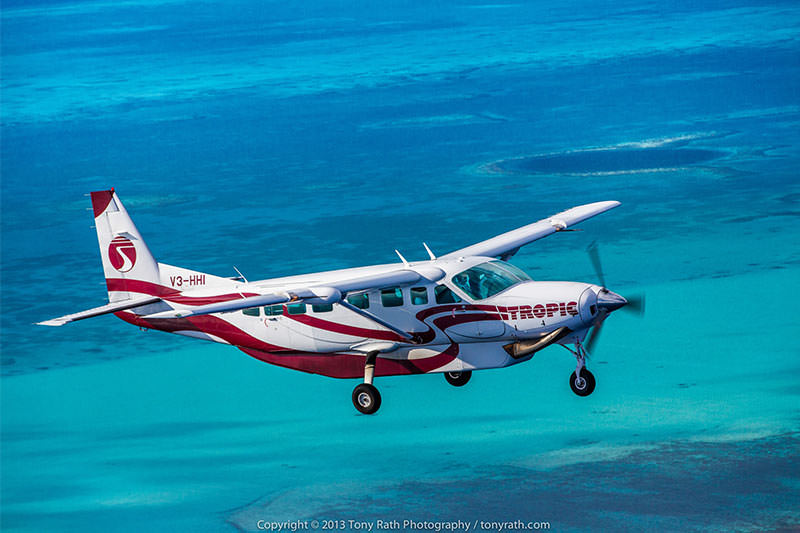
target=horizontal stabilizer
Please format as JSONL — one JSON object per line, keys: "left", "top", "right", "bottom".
{"left": 37, "top": 295, "right": 161, "bottom": 326}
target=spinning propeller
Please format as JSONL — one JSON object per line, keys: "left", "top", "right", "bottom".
{"left": 584, "top": 241, "right": 645, "bottom": 353}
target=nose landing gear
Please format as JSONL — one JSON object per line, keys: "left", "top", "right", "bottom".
{"left": 570, "top": 367, "right": 595, "bottom": 396}
{"left": 563, "top": 342, "right": 596, "bottom": 397}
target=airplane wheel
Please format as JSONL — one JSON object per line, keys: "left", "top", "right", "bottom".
{"left": 444, "top": 370, "right": 472, "bottom": 387}
{"left": 570, "top": 368, "right": 595, "bottom": 397}
{"left": 352, "top": 383, "right": 381, "bottom": 414}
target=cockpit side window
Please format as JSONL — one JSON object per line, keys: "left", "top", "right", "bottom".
{"left": 434, "top": 284, "right": 461, "bottom": 304}
{"left": 451, "top": 260, "right": 528, "bottom": 300}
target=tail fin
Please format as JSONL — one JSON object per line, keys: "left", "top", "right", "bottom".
{"left": 91, "top": 189, "right": 160, "bottom": 302}
{"left": 38, "top": 189, "right": 241, "bottom": 326}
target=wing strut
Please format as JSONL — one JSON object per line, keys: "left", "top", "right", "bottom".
{"left": 338, "top": 300, "right": 417, "bottom": 343}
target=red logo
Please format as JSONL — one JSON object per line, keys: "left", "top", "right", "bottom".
{"left": 498, "top": 302, "right": 578, "bottom": 320}
{"left": 108, "top": 236, "right": 137, "bottom": 272}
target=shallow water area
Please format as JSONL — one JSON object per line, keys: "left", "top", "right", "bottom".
{"left": 491, "top": 145, "right": 725, "bottom": 176}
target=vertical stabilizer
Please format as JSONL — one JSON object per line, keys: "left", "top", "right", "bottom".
{"left": 90, "top": 189, "right": 160, "bottom": 302}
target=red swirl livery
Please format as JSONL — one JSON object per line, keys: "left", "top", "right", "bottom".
{"left": 40, "top": 189, "right": 640, "bottom": 415}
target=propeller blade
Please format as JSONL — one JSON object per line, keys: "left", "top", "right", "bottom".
{"left": 585, "top": 320, "right": 604, "bottom": 354}
{"left": 623, "top": 292, "right": 646, "bottom": 316}
{"left": 586, "top": 241, "right": 607, "bottom": 288}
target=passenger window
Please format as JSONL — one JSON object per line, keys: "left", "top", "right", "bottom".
{"left": 410, "top": 287, "right": 428, "bottom": 305}
{"left": 435, "top": 285, "right": 462, "bottom": 304}
{"left": 287, "top": 303, "right": 306, "bottom": 315}
{"left": 242, "top": 307, "right": 260, "bottom": 317}
{"left": 264, "top": 304, "right": 283, "bottom": 316}
{"left": 381, "top": 287, "right": 404, "bottom": 307}
{"left": 346, "top": 292, "right": 369, "bottom": 309}
{"left": 312, "top": 303, "right": 333, "bottom": 313}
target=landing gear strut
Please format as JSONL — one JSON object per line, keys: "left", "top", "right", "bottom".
{"left": 444, "top": 370, "right": 472, "bottom": 387}
{"left": 352, "top": 350, "right": 382, "bottom": 414}
{"left": 564, "top": 342, "right": 596, "bottom": 397}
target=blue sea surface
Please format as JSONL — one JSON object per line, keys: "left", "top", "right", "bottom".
{"left": 2, "top": 1, "right": 800, "bottom": 531}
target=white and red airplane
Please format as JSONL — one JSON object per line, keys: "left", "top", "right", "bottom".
{"left": 40, "top": 189, "right": 641, "bottom": 414}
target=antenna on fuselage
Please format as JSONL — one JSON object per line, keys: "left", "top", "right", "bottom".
{"left": 395, "top": 249, "right": 410, "bottom": 268}
{"left": 232, "top": 265, "right": 248, "bottom": 283}
{"left": 422, "top": 242, "right": 436, "bottom": 260}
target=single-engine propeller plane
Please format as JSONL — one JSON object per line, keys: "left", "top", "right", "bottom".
{"left": 40, "top": 189, "right": 642, "bottom": 414}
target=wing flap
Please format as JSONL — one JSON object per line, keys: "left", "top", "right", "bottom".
{"left": 330, "top": 268, "right": 421, "bottom": 293}
{"left": 442, "top": 201, "right": 621, "bottom": 259}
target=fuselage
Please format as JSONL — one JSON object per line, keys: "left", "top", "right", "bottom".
{"left": 116, "top": 256, "right": 607, "bottom": 378}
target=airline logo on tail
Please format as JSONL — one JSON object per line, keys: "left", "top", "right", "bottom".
{"left": 108, "top": 236, "right": 137, "bottom": 272}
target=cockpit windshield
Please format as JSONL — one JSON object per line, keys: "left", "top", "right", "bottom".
{"left": 451, "top": 260, "right": 531, "bottom": 300}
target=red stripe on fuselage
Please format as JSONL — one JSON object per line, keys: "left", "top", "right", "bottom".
{"left": 116, "top": 309, "right": 459, "bottom": 378}
{"left": 105, "top": 278, "right": 257, "bottom": 305}
{"left": 415, "top": 303, "right": 499, "bottom": 321}
{"left": 282, "top": 305, "right": 502, "bottom": 345}
{"left": 239, "top": 342, "right": 459, "bottom": 378}
{"left": 432, "top": 312, "right": 503, "bottom": 332}
{"left": 115, "top": 311, "right": 288, "bottom": 352}
{"left": 113, "top": 291, "right": 499, "bottom": 378}
{"left": 282, "top": 312, "right": 409, "bottom": 342}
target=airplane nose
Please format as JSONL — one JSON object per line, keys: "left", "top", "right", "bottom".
{"left": 596, "top": 289, "right": 627, "bottom": 312}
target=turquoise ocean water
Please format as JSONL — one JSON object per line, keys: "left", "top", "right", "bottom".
{"left": 2, "top": 1, "right": 799, "bottom": 531}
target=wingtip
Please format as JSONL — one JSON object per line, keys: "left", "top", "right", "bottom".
{"left": 597, "top": 200, "right": 622, "bottom": 210}
{"left": 37, "top": 319, "right": 68, "bottom": 327}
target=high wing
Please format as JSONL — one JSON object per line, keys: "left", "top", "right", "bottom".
{"left": 142, "top": 266, "right": 442, "bottom": 319}
{"left": 38, "top": 265, "right": 444, "bottom": 325}
{"left": 442, "top": 201, "right": 621, "bottom": 260}
{"left": 37, "top": 295, "right": 162, "bottom": 326}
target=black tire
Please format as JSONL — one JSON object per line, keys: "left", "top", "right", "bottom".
{"left": 352, "top": 383, "right": 382, "bottom": 414}
{"left": 444, "top": 370, "right": 472, "bottom": 387}
{"left": 569, "top": 368, "right": 596, "bottom": 397}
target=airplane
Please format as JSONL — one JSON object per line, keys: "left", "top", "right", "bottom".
{"left": 39, "top": 189, "right": 642, "bottom": 414}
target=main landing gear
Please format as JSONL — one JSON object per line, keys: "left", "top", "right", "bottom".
{"left": 352, "top": 350, "right": 382, "bottom": 415}
{"left": 444, "top": 370, "right": 472, "bottom": 387}
{"left": 350, "top": 354, "right": 475, "bottom": 414}
{"left": 564, "top": 342, "right": 596, "bottom": 397}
